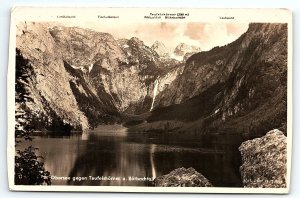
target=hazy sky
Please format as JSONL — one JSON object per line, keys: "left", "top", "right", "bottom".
{"left": 59, "top": 21, "right": 249, "bottom": 51}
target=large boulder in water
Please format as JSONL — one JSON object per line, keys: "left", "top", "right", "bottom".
{"left": 239, "top": 129, "right": 287, "bottom": 188}
{"left": 154, "top": 167, "right": 213, "bottom": 187}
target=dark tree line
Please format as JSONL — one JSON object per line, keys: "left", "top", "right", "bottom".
{"left": 15, "top": 48, "right": 51, "bottom": 185}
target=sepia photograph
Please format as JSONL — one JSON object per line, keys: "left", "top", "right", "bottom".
{"left": 8, "top": 7, "right": 292, "bottom": 193}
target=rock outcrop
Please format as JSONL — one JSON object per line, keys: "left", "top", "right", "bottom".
{"left": 154, "top": 167, "right": 213, "bottom": 187}
{"left": 239, "top": 129, "right": 287, "bottom": 188}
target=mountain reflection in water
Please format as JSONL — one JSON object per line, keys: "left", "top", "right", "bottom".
{"left": 21, "top": 124, "right": 244, "bottom": 186}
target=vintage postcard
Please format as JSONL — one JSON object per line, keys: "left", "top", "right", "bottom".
{"left": 7, "top": 7, "right": 292, "bottom": 193}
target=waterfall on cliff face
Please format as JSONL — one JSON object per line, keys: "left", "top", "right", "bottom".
{"left": 89, "top": 63, "right": 94, "bottom": 73}
{"left": 150, "top": 79, "right": 159, "bottom": 111}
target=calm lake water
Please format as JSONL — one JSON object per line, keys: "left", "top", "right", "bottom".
{"left": 21, "top": 124, "right": 244, "bottom": 187}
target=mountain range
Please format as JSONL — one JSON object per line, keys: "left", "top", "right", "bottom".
{"left": 16, "top": 22, "right": 287, "bottom": 136}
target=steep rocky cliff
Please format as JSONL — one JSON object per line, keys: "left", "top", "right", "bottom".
{"left": 16, "top": 22, "right": 89, "bottom": 130}
{"left": 148, "top": 23, "right": 287, "bottom": 136}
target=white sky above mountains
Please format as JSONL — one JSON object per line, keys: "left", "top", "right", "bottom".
{"left": 58, "top": 21, "right": 249, "bottom": 52}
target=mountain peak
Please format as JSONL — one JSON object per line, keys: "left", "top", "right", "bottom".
{"left": 174, "top": 43, "right": 201, "bottom": 57}
{"left": 172, "top": 43, "right": 201, "bottom": 61}
{"left": 151, "top": 41, "right": 170, "bottom": 58}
